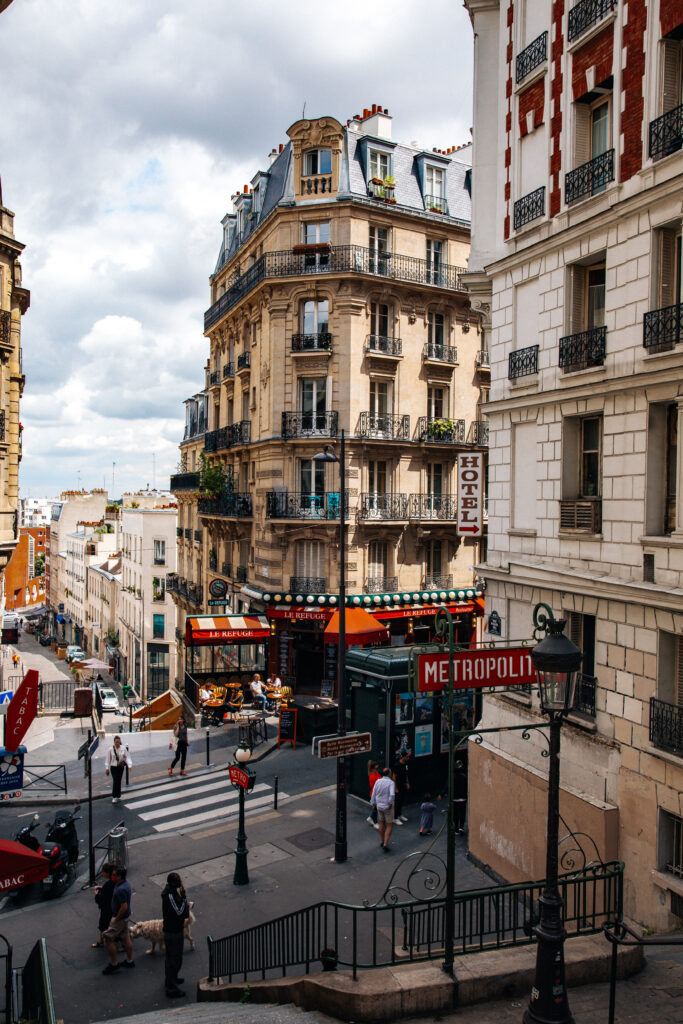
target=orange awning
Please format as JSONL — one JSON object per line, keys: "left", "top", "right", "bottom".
{"left": 324, "top": 607, "right": 389, "bottom": 647}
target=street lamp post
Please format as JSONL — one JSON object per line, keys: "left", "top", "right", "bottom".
{"left": 314, "top": 430, "right": 347, "bottom": 863}
{"left": 231, "top": 741, "right": 254, "bottom": 886}
{"left": 524, "top": 604, "right": 583, "bottom": 1024}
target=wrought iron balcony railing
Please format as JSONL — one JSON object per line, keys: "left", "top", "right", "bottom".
{"left": 410, "top": 494, "right": 457, "bottom": 520}
{"left": 559, "top": 498, "right": 602, "bottom": 533}
{"left": 0, "top": 310, "right": 10, "bottom": 348}
{"left": 513, "top": 186, "right": 545, "bottom": 230}
{"left": 184, "top": 528, "right": 192, "bottom": 540}
{"left": 358, "top": 493, "right": 408, "bottom": 520}
{"left": 416, "top": 417, "right": 466, "bottom": 443}
{"left": 650, "top": 103, "right": 683, "bottom": 161}
{"left": 423, "top": 341, "right": 458, "bottom": 364}
{"left": 187, "top": 583, "right": 203, "bottom": 607}
{"left": 204, "top": 427, "right": 229, "bottom": 453}
{"left": 223, "top": 361, "right": 234, "bottom": 379}
{"left": 365, "top": 335, "right": 403, "bottom": 357}
{"left": 509, "top": 345, "right": 539, "bottom": 379}
{"left": 291, "top": 332, "right": 332, "bottom": 352}
{"left": 221, "top": 562, "right": 232, "bottom": 577}
{"left": 364, "top": 576, "right": 399, "bottom": 594}
{"left": 236, "top": 565, "right": 248, "bottom": 583}
{"left": 424, "top": 194, "right": 449, "bottom": 215}
{"left": 559, "top": 325, "right": 607, "bottom": 372}
{"left": 422, "top": 574, "right": 454, "bottom": 591}
{"left": 170, "top": 472, "right": 200, "bottom": 491}
{"left": 228, "top": 420, "right": 250, "bottom": 445}
{"left": 650, "top": 696, "right": 683, "bottom": 756}
{"left": 209, "top": 554, "right": 217, "bottom": 571}
{"left": 356, "top": 412, "right": 410, "bottom": 440}
{"left": 282, "top": 410, "right": 338, "bottom": 439}
{"left": 204, "top": 245, "right": 466, "bottom": 331}
{"left": 468, "top": 420, "right": 489, "bottom": 445}
{"left": 266, "top": 491, "right": 346, "bottom": 519}
{"left": 194, "top": 529, "right": 202, "bottom": 542}
{"left": 475, "top": 349, "right": 490, "bottom": 369}
{"left": 166, "top": 573, "right": 179, "bottom": 593}
{"left": 516, "top": 31, "right": 548, "bottom": 83}
{"left": 568, "top": 0, "right": 614, "bottom": 40}
{"left": 237, "top": 351, "right": 251, "bottom": 371}
{"left": 290, "top": 576, "right": 327, "bottom": 594}
{"left": 209, "top": 370, "right": 220, "bottom": 386}
{"left": 643, "top": 302, "right": 683, "bottom": 353}
{"left": 176, "top": 526, "right": 183, "bottom": 537}
{"left": 198, "top": 494, "right": 253, "bottom": 518}
{"left": 575, "top": 674, "right": 597, "bottom": 718}
{"left": 565, "top": 149, "right": 615, "bottom": 204}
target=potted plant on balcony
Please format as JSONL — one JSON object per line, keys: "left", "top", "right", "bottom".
{"left": 427, "top": 418, "right": 457, "bottom": 440}
{"left": 199, "top": 453, "right": 230, "bottom": 499}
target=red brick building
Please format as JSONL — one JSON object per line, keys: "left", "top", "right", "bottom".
{"left": 4, "top": 525, "right": 48, "bottom": 611}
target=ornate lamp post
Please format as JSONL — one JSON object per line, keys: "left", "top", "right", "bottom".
{"left": 524, "top": 603, "right": 582, "bottom": 1024}
{"left": 231, "top": 741, "right": 255, "bottom": 886}
{"left": 314, "top": 431, "right": 347, "bottom": 863}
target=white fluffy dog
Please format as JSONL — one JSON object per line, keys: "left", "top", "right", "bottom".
{"left": 130, "top": 902, "right": 195, "bottom": 954}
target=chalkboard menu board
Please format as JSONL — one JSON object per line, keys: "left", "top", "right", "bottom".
{"left": 324, "top": 642, "right": 337, "bottom": 683}
{"left": 278, "top": 632, "right": 291, "bottom": 678}
{"left": 278, "top": 706, "right": 298, "bottom": 749}
{"left": 320, "top": 679, "right": 334, "bottom": 699}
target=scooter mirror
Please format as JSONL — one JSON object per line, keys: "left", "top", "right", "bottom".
{"left": 33, "top": 813, "right": 40, "bottom": 822}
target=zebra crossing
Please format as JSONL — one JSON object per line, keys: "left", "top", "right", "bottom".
{"left": 120, "top": 768, "right": 287, "bottom": 833}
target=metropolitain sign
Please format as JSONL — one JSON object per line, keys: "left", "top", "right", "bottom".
{"left": 417, "top": 647, "right": 536, "bottom": 692}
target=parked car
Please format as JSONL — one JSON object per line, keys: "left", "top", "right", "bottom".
{"left": 98, "top": 687, "right": 120, "bottom": 712}
{"left": 39, "top": 633, "right": 54, "bottom": 646}
{"left": 66, "top": 646, "right": 85, "bottom": 663}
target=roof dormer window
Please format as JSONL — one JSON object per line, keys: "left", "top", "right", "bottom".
{"left": 303, "top": 149, "right": 332, "bottom": 175}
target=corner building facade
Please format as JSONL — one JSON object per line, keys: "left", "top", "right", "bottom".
{"left": 177, "top": 108, "right": 489, "bottom": 691}
{"left": 465, "top": 0, "right": 683, "bottom": 928}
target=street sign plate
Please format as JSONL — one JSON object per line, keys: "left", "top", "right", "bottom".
{"left": 228, "top": 764, "right": 253, "bottom": 790}
{"left": 88, "top": 736, "right": 99, "bottom": 759}
{"left": 0, "top": 691, "right": 13, "bottom": 705}
{"left": 318, "top": 733, "right": 372, "bottom": 759}
{"left": 77, "top": 739, "right": 90, "bottom": 761}
{"left": 208, "top": 599, "right": 229, "bottom": 607}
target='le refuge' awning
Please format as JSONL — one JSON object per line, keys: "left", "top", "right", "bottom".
{"left": 186, "top": 615, "right": 271, "bottom": 646}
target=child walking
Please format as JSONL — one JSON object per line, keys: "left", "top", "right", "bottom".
{"left": 419, "top": 792, "right": 440, "bottom": 836}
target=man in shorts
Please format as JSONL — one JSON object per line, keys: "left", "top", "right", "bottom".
{"left": 102, "top": 866, "right": 135, "bottom": 974}
{"left": 370, "top": 767, "right": 396, "bottom": 853}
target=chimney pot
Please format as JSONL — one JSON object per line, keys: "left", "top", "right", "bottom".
{"left": 372, "top": 104, "right": 377, "bottom": 114}
{"left": 279, "top": 142, "right": 283, "bottom": 152}
{"left": 243, "top": 184, "right": 248, "bottom": 193}
{"left": 363, "top": 108, "right": 370, "bottom": 119}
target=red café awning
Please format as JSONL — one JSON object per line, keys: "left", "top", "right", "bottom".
{"left": 0, "top": 839, "right": 50, "bottom": 892}
{"left": 186, "top": 614, "right": 270, "bottom": 647}
{"left": 324, "top": 607, "right": 389, "bottom": 647}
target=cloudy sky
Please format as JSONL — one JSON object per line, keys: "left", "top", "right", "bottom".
{"left": 1, "top": 0, "right": 473, "bottom": 498}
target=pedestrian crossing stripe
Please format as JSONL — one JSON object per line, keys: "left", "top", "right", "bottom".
{"left": 120, "top": 772, "right": 287, "bottom": 833}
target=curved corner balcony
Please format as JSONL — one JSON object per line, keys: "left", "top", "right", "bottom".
{"left": 356, "top": 412, "right": 410, "bottom": 440}
{"left": 170, "top": 472, "right": 200, "bottom": 491}
{"left": 416, "top": 417, "right": 466, "bottom": 444}
{"left": 281, "top": 411, "right": 338, "bottom": 440}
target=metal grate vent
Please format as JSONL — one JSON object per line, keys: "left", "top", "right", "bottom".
{"left": 644, "top": 553, "right": 655, "bottom": 583}
{"left": 671, "top": 890, "right": 683, "bottom": 921}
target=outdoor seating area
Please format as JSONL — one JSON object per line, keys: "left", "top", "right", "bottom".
{"left": 194, "top": 675, "right": 292, "bottom": 726}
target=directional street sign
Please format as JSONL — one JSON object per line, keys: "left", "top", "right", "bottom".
{"left": 88, "top": 736, "right": 99, "bottom": 759}
{"left": 0, "top": 691, "right": 13, "bottom": 704}
{"left": 77, "top": 739, "right": 90, "bottom": 761}
{"left": 318, "top": 733, "right": 372, "bottom": 759}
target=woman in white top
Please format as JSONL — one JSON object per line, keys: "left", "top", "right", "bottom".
{"left": 105, "top": 735, "right": 132, "bottom": 804}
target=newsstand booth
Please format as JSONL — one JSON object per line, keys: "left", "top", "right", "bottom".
{"left": 183, "top": 614, "right": 269, "bottom": 709}
{"left": 345, "top": 646, "right": 479, "bottom": 806}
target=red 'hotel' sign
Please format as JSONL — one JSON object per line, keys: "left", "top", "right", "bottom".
{"left": 418, "top": 647, "right": 536, "bottom": 692}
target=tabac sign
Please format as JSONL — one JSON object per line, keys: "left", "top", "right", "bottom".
{"left": 457, "top": 452, "right": 483, "bottom": 536}
{"left": 417, "top": 647, "right": 536, "bottom": 692}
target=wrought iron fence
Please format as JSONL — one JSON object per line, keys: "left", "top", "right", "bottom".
{"left": 205, "top": 245, "right": 466, "bottom": 331}
{"left": 416, "top": 417, "right": 466, "bottom": 443}
{"left": 410, "top": 494, "right": 457, "bottom": 520}
{"left": 38, "top": 680, "right": 75, "bottom": 712}
{"left": 643, "top": 302, "right": 682, "bottom": 353}
{"left": 188, "top": 583, "right": 203, "bottom": 607}
{"left": 358, "top": 493, "right": 408, "bottom": 520}
{"left": 356, "top": 412, "right": 410, "bottom": 440}
{"left": 424, "top": 194, "right": 449, "bottom": 214}
{"left": 513, "top": 186, "right": 545, "bottom": 231}
{"left": 516, "top": 31, "right": 548, "bottom": 82}
{"left": 292, "top": 332, "right": 332, "bottom": 352}
{"left": 266, "top": 491, "right": 346, "bottom": 519}
{"left": 422, "top": 574, "right": 454, "bottom": 590}
{"left": 198, "top": 494, "right": 253, "bottom": 518}
{"left": 209, "top": 370, "right": 220, "bottom": 386}
{"left": 207, "top": 862, "right": 623, "bottom": 982}
{"left": 565, "top": 149, "right": 615, "bottom": 204}
{"left": 228, "top": 420, "right": 250, "bottom": 446}
{"left": 22, "top": 764, "right": 68, "bottom": 793}
{"left": 650, "top": 697, "right": 683, "bottom": 756}
{"left": 281, "top": 411, "right": 338, "bottom": 439}
{"left": 559, "top": 325, "right": 606, "bottom": 372}
{"left": 575, "top": 674, "right": 597, "bottom": 718}
{"left": 649, "top": 103, "right": 683, "bottom": 161}
{"left": 365, "top": 335, "right": 403, "bottom": 357}
{"left": 468, "top": 420, "right": 489, "bottom": 445}
{"left": 423, "top": 342, "right": 458, "bottom": 364}
{"left": 364, "top": 576, "right": 399, "bottom": 594}
{"left": 237, "top": 352, "right": 251, "bottom": 371}
{"left": 290, "top": 576, "right": 327, "bottom": 594}
{"left": 559, "top": 499, "right": 602, "bottom": 532}
{"left": 509, "top": 345, "right": 538, "bottom": 379}
{"left": 567, "top": 0, "right": 614, "bottom": 41}
{"left": 223, "top": 361, "right": 234, "bottom": 379}
{"left": 170, "top": 472, "right": 200, "bottom": 491}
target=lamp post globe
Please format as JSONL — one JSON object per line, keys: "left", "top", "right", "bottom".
{"left": 235, "top": 742, "right": 252, "bottom": 764}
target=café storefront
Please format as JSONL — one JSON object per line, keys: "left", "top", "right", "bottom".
{"left": 183, "top": 614, "right": 269, "bottom": 708}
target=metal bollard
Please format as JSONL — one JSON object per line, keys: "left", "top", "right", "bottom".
{"left": 108, "top": 826, "right": 128, "bottom": 869}
{"left": 205, "top": 727, "right": 210, "bottom": 766}
{"left": 273, "top": 775, "right": 279, "bottom": 810}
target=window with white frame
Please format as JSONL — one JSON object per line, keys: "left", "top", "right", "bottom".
{"left": 295, "top": 540, "right": 325, "bottom": 582}
{"left": 370, "top": 301, "right": 391, "bottom": 341}
{"left": 369, "top": 226, "right": 391, "bottom": 273}
{"left": 369, "top": 150, "right": 390, "bottom": 181}
{"left": 427, "top": 386, "right": 446, "bottom": 419}
{"left": 425, "top": 540, "right": 443, "bottom": 581}
{"left": 367, "top": 541, "right": 389, "bottom": 587}
{"left": 303, "top": 149, "right": 332, "bottom": 175}
{"left": 426, "top": 239, "right": 444, "bottom": 283}
{"left": 153, "top": 539, "right": 166, "bottom": 566}
{"left": 425, "top": 165, "right": 445, "bottom": 198}
{"left": 301, "top": 300, "right": 329, "bottom": 336}
{"left": 646, "top": 402, "right": 678, "bottom": 535}
{"left": 298, "top": 378, "right": 327, "bottom": 433}
{"left": 427, "top": 312, "right": 445, "bottom": 353}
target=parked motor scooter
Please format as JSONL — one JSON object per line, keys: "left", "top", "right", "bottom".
{"left": 13, "top": 805, "right": 81, "bottom": 897}
{"left": 44, "top": 806, "right": 81, "bottom": 865}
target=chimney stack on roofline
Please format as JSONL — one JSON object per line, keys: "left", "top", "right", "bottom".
{"left": 358, "top": 104, "right": 392, "bottom": 141}
{"left": 268, "top": 147, "right": 278, "bottom": 165}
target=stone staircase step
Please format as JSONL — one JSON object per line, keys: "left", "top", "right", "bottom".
{"left": 92, "top": 1002, "right": 327, "bottom": 1024}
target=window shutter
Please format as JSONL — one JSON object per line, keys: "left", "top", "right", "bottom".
{"left": 574, "top": 103, "right": 591, "bottom": 168}
{"left": 659, "top": 228, "right": 677, "bottom": 308}
{"left": 662, "top": 40, "right": 683, "bottom": 115}
{"left": 567, "top": 612, "right": 582, "bottom": 648}
{"left": 571, "top": 266, "right": 586, "bottom": 333}
{"left": 676, "top": 636, "right": 683, "bottom": 707}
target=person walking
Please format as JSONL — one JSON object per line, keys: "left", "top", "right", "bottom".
{"left": 168, "top": 715, "right": 189, "bottom": 776}
{"left": 102, "top": 867, "right": 135, "bottom": 974}
{"left": 92, "top": 862, "right": 115, "bottom": 948}
{"left": 419, "top": 793, "right": 440, "bottom": 836}
{"left": 366, "top": 760, "right": 381, "bottom": 829}
{"left": 105, "top": 736, "right": 132, "bottom": 803}
{"left": 392, "top": 748, "right": 411, "bottom": 824}
{"left": 162, "top": 872, "right": 190, "bottom": 998}
{"left": 370, "top": 767, "right": 396, "bottom": 853}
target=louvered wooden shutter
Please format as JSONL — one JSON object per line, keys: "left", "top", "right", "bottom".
{"left": 567, "top": 612, "right": 582, "bottom": 649}
{"left": 676, "top": 636, "right": 683, "bottom": 707}
{"left": 659, "top": 228, "right": 677, "bottom": 308}
{"left": 574, "top": 103, "right": 591, "bottom": 167}
{"left": 571, "top": 266, "right": 586, "bottom": 333}
{"left": 662, "top": 39, "right": 683, "bottom": 115}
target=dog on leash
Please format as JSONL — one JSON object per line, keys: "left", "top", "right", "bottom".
{"left": 130, "top": 902, "right": 195, "bottom": 954}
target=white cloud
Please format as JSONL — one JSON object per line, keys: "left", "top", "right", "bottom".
{"left": 1, "top": 0, "right": 473, "bottom": 497}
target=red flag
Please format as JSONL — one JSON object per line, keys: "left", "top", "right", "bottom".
{"left": 5, "top": 670, "right": 39, "bottom": 752}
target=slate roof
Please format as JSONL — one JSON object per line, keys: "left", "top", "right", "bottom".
{"left": 213, "top": 121, "right": 472, "bottom": 276}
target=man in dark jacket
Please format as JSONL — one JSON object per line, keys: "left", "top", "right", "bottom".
{"left": 162, "top": 872, "right": 189, "bottom": 998}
